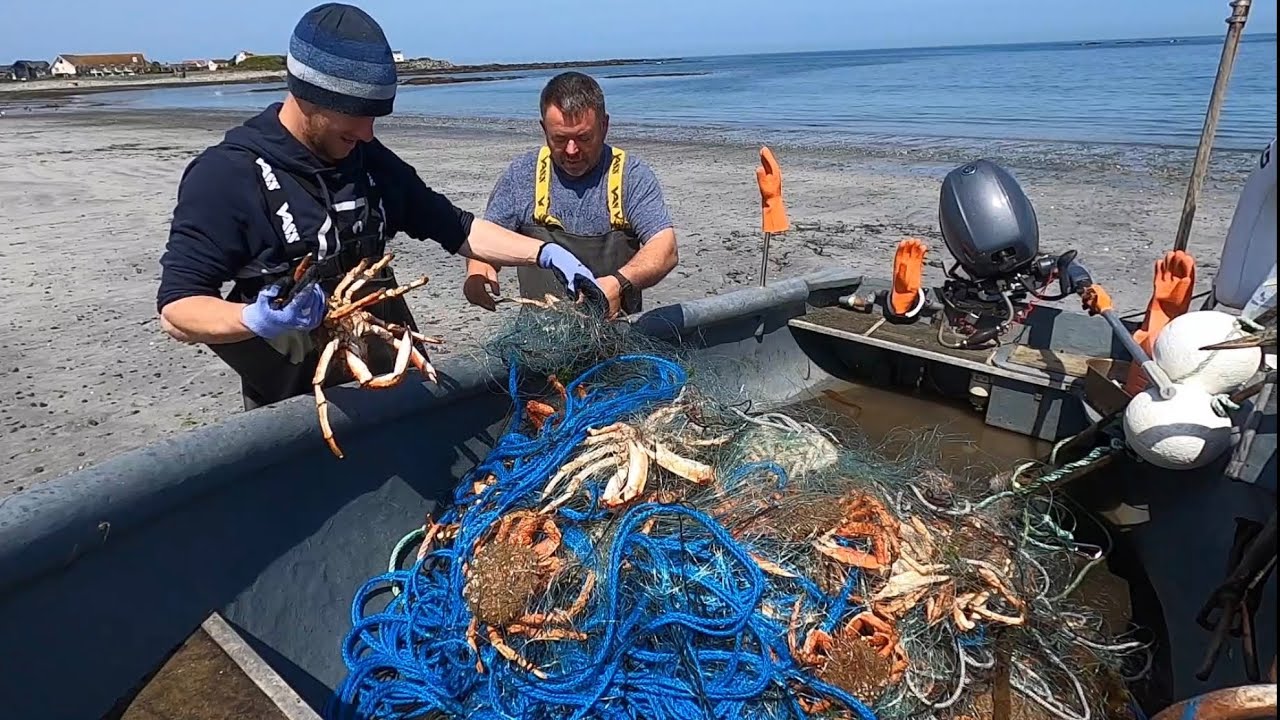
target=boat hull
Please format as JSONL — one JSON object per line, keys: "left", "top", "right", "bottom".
{"left": 0, "top": 270, "right": 1272, "bottom": 718}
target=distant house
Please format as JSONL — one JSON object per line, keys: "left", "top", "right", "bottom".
{"left": 233, "top": 51, "right": 255, "bottom": 65}
{"left": 51, "top": 53, "right": 149, "bottom": 77}
{"left": 176, "top": 59, "right": 220, "bottom": 72}
{"left": 392, "top": 50, "right": 405, "bottom": 63}
{"left": 11, "top": 60, "right": 51, "bottom": 81}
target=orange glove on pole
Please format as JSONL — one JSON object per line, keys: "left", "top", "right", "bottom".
{"left": 756, "top": 146, "right": 789, "bottom": 286}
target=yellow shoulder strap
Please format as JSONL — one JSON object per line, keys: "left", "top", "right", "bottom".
{"left": 607, "top": 146, "right": 630, "bottom": 231}
{"left": 533, "top": 145, "right": 562, "bottom": 229}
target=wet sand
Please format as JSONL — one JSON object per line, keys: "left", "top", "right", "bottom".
{"left": 0, "top": 106, "right": 1254, "bottom": 492}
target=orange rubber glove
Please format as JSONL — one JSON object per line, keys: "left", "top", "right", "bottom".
{"left": 1124, "top": 250, "right": 1196, "bottom": 394}
{"left": 756, "top": 146, "right": 790, "bottom": 234}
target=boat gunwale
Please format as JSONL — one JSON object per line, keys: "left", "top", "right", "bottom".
{"left": 0, "top": 270, "right": 852, "bottom": 597}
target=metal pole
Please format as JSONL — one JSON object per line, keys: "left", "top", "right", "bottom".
{"left": 1172, "top": 0, "right": 1252, "bottom": 253}
{"left": 759, "top": 233, "right": 772, "bottom": 287}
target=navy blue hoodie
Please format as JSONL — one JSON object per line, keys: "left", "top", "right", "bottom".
{"left": 157, "top": 103, "right": 473, "bottom": 310}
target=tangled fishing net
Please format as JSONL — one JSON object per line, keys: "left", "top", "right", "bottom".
{"left": 329, "top": 295, "right": 1150, "bottom": 720}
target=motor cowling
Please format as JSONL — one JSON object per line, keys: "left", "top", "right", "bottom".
{"left": 939, "top": 159, "right": 1040, "bottom": 279}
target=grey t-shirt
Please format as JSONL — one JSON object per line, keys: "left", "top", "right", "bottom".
{"left": 483, "top": 145, "right": 674, "bottom": 243}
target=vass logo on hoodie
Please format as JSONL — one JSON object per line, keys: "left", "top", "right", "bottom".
{"left": 275, "top": 203, "right": 301, "bottom": 245}
{"left": 256, "top": 157, "right": 302, "bottom": 245}
{"left": 255, "top": 157, "right": 281, "bottom": 191}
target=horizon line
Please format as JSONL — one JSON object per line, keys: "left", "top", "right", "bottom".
{"left": 13, "top": 29, "right": 1277, "bottom": 66}
{"left": 649, "top": 29, "right": 1279, "bottom": 62}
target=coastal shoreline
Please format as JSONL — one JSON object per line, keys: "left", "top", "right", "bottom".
{"left": 0, "top": 106, "right": 1256, "bottom": 492}
{"left": 17, "top": 102, "right": 1262, "bottom": 181}
{"left": 0, "top": 56, "right": 679, "bottom": 101}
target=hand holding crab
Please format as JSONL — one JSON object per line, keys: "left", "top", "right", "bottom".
{"left": 241, "top": 281, "right": 327, "bottom": 339}
{"left": 310, "top": 253, "right": 442, "bottom": 458}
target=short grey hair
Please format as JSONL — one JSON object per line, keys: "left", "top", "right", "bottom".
{"left": 539, "top": 71, "right": 606, "bottom": 120}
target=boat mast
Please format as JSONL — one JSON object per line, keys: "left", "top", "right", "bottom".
{"left": 1172, "top": 0, "right": 1253, "bottom": 253}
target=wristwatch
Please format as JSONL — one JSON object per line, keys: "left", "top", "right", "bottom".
{"left": 611, "top": 271, "right": 639, "bottom": 311}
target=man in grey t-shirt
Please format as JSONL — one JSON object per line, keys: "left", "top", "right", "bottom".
{"left": 464, "top": 72, "right": 679, "bottom": 317}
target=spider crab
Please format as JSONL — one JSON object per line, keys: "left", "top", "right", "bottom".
{"left": 809, "top": 490, "right": 1027, "bottom": 632}
{"left": 525, "top": 374, "right": 587, "bottom": 434}
{"left": 868, "top": 515, "right": 1027, "bottom": 632}
{"left": 463, "top": 510, "right": 594, "bottom": 679}
{"left": 540, "top": 403, "right": 726, "bottom": 511}
{"left": 310, "top": 253, "right": 442, "bottom": 458}
{"left": 789, "top": 601, "right": 910, "bottom": 710}
{"left": 812, "top": 490, "right": 902, "bottom": 573}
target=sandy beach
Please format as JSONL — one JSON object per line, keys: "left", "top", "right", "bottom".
{"left": 0, "top": 106, "right": 1256, "bottom": 492}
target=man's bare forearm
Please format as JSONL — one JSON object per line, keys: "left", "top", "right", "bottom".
{"left": 457, "top": 219, "right": 545, "bottom": 266}
{"left": 159, "top": 295, "right": 256, "bottom": 345}
{"left": 618, "top": 229, "right": 678, "bottom": 289}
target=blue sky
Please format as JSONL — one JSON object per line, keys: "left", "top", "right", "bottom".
{"left": 2, "top": 0, "right": 1276, "bottom": 64}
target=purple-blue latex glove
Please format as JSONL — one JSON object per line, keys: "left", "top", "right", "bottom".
{"left": 241, "top": 282, "right": 327, "bottom": 339}
{"left": 537, "top": 243, "right": 601, "bottom": 297}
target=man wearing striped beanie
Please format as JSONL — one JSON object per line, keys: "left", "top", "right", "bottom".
{"left": 158, "top": 3, "right": 605, "bottom": 410}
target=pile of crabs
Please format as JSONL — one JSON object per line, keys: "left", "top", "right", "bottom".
{"left": 407, "top": 365, "right": 1136, "bottom": 718}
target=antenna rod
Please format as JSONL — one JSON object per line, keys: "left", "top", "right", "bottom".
{"left": 1172, "top": 0, "right": 1252, "bottom": 252}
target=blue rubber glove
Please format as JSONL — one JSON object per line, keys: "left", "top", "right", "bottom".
{"left": 241, "top": 282, "right": 327, "bottom": 340}
{"left": 537, "top": 243, "right": 601, "bottom": 297}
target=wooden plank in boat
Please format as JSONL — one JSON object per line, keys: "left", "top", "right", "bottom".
{"left": 797, "top": 306, "right": 992, "bottom": 361}
{"left": 789, "top": 306, "right": 1074, "bottom": 391}
{"left": 1004, "top": 344, "right": 1130, "bottom": 380}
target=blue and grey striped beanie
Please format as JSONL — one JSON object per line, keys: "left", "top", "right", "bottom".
{"left": 286, "top": 3, "right": 397, "bottom": 117}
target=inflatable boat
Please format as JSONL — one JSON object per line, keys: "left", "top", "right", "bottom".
{"left": 0, "top": 239, "right": 1273, "bottom": 720}
{"left": 2, "top": 13, "right": 1276, "bottom": 720}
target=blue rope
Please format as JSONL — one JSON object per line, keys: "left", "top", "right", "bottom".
{"left": 328, "top": 353, "right": 879, "bottom": 720}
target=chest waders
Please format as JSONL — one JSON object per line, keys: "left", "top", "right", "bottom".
{"left": 209, "top": 156, "right": 422, "bottom": 411}
{"left": 515, "top": 145, "right": 644, "bottom": 315}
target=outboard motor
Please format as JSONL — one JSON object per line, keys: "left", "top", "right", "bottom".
{"left": 938, "top": 159, "right": 1041, "bottom": 280}
{"left": 927, "top": 159, "right": 1078, "bottom": 350}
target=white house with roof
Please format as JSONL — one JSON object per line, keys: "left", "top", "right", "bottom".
{"left": 51, "top": 53, "right": 148, "bottom": 76}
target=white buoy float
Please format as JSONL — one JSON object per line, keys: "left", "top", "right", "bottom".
{"left": 1123, "top": 309, "right": 1265, "bottom": 469}
{"left": 1152, "top": 310, "right": 1262, "bottom": 394}
{"left": 1123, "top": 383, "right": 1235, "bottom": 470}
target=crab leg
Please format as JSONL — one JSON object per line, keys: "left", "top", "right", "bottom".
{"left": 341, "top": 253, "right": 395, "bottom": 303}
{"left": 546, "top": 455, "right": 622, "bottom": 510}
{"left": 367, "top": 324, "right": 437, "bottom": 383}
{"left": 813, "top": 543, "right": 884, "bottom": 571}
{"left": 412, "top": 347, "right": 437, "bottom": 383}
{"left": 651, "top": 442, "right": 715, "bottom": 484}
{"left": 312, "top": 337, "right": 343, "bottom": 458}
{"left": 485, "top": 627, "right": 548, "bottom": 679}
{"left": 333, "top": 259, "right": 371, "bottom": 301}
{"left": 344, "top": 349, "right": 374, "bottom": 385}
{"left": 292, "top": 255, "right": 313, "bottom": 282}
{"left": 585, "top": 422, "right": 630, "bottom": 441}
{"left": 542, "top": 444, "right": 618, "bottom": 499}
{"left": 330, "top": 275, "right": 429, "bottom": 321}
{"left": 364, "top": 328, "right": 413, "bottom": 389}
{"left": 601, "top": 440, "right": 649, "bottom": 506}
{"left": 377, "top": 318, "right": 444, "bottom": 345}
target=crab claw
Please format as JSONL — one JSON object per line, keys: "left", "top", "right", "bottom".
{"left": 601, "top": 440, "right": 649, "bottom": 506}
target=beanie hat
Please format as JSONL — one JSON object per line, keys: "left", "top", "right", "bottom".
{"left": 286, "top": 3, "right": 397, "bottom": 117}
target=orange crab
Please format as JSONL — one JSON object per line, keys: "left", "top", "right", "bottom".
{"left": 812, "top": 491, "right": 902, "bottom": 573}
{"left": 463, "top": 510, "right": 592, "bottom": 678}
{"left": 789, "top": 600, "right": 910, "bottom": 711}
{"left": 525, "top": 375, "right": 587, "bottom": 433}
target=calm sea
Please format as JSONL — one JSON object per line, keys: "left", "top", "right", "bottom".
{"left": 99, "top": 35, "right": 1277, "bottom": 160}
